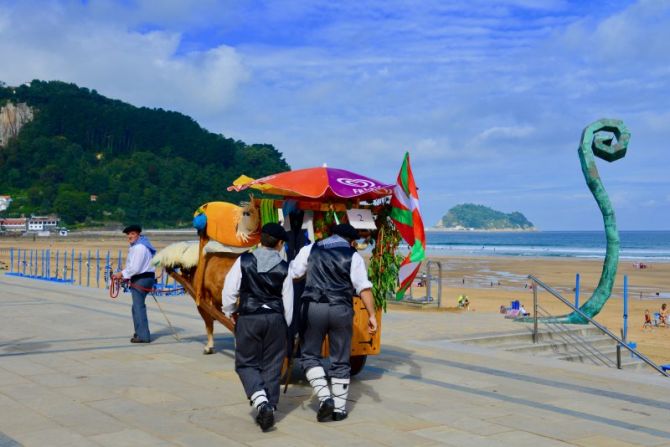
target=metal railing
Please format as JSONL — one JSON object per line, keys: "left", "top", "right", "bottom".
{"left": 534, "top": 302, "right": 615, "bottom": 367}
{"left": 405, "top": 260, "right": 442, "bottom": 307}
{"left": 529, "top": 274, "right": 668, "bottom": 377}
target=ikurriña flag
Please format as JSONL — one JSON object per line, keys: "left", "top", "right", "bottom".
{"left": 390, "top": 152, "right": 426, "bottom": 300}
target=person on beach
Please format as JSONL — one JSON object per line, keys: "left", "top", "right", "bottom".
{"left": 290, "top": 223, "right": 377, "bottom": 422}
{"left": 519, "top": 303, "right": 530, "bottom": 317}
{"left": 659, "top": 303, "right": 668, "bottom": 327}
{"left": 112, "top": 225, "right": 156, "bottom": 344}
{"left": 222, "top": 223, "right": 293, "bottom": 432}
{"left": 642, "top": 310, "right": 653, "bottom": 330}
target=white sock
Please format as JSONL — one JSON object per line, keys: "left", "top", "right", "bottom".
{"left": 331, "top": 377, "right": 350, "bottom": 413}
{"left": 305, "top": 367, "right": 331, "bottom": 402}
{"left": 250, "top": 390, "right": 268, "bottom": 411}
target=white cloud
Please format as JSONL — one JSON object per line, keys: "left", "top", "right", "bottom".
{"left": 474, "top": 125, "right": 535, "bottom": 142}
{"left": 0, "top": 2, "right": 248, "bottom": 116}
{"left": 1, "top": 0, "right": 668, "bottom": 229}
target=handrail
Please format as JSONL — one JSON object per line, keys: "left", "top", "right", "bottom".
{"left": 535, "top": 303, "right": 614, "bottom": 367}
{"left": 529, "top": 274, "right": 668, "bottom": 377}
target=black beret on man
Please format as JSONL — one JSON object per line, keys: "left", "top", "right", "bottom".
{"left": 332, "top": 223, "right": 360, "bottom": 241}
{"left": 122, "top": 224, "right": 142, "bottom": 234}
{"left": 262, "top": 223, "right": 288, "bottom": 241}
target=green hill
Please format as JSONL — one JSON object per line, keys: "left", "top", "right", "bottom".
{"left": 438, "top": 204, "right": 535, "bottom": 230}
{"left": 0, "top": 80, "right": 289, "bottom": 226}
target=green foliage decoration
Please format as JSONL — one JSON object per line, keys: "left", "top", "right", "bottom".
{"left": 368, "top": 204, "right": 403, "bottom": 312}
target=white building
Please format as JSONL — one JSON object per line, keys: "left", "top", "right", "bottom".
{"left": 27, "top": 215, "right": 60, "bottom": 232}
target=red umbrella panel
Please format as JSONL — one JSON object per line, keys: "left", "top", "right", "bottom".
{"left": 228, "top": 167, "right": 394, "bottom": 201}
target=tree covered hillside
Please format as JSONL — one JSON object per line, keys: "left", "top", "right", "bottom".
{"left": 439, "top": 203, "right": 534, "bottom": 230}
{"left": 0, "top": 80, "right": 289, "bottom": 226}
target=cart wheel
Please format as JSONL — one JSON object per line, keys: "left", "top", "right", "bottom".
{"left": 350, "top": 355, "right": 367, "bottom": 376}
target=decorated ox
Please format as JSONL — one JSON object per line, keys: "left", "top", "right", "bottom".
{"left": 152, "top": 200, "right": 260, "bottom": 354}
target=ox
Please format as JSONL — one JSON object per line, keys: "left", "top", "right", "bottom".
{"left": 152, "top": 200, "right": 260, "bottom": 354}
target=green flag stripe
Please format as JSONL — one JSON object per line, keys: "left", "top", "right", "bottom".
{"left": 409, "top": 240, "right": 425, "bottom": 262}
{"left": 399, "top": 154, "right": 410, "bottom": 193}
{"left": 390, "top": 207, "right": 413, "bottom": 226}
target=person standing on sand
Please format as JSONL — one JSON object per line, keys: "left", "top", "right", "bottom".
{"left": 112, "top": 225, "right": 156, "bottom": 343}
{"left": 659, "top": 303, "right": 668, "bottom": 327}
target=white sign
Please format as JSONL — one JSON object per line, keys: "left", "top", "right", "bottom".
{"left": 346, "top": 209, "right": 377, "bottom": 230}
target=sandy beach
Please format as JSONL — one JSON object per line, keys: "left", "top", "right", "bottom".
{"left": 1, "top": 232, "right": 668, "bottom": 366}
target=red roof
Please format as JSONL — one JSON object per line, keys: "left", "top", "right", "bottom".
{"left": 1, "top": 218, "right": 27, "bottom": 225}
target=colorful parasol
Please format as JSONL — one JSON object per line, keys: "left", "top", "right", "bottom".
{"left": 228, "top": 167, "right": 394, "bottom": 201}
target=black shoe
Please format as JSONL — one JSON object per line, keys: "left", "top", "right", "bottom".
{"left": 130, "top": 337, "right": 150, "bottom": 343}
{"left": 333, "top": 411, "right": 348, "bottom": 421}
{"left": 317, "top": 398, "right": 335, "bottom": 422}
{"left": 256, "top": 403, "right": 275, "bottom": 431}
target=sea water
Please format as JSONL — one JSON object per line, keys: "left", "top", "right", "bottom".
{"left": 424, "top": 231, "right": 670, "bottom": 261}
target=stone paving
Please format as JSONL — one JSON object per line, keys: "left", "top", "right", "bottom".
{"left": 1, "top": 274, "right": 669, "bottom": 447}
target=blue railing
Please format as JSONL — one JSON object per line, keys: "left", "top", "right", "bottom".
{"left": 1, "top": 247, "right": 184, "bottom": 296}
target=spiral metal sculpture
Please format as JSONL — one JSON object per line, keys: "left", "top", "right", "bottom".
{"left": 531, "top": 119, "right": 630, "bottom": 324}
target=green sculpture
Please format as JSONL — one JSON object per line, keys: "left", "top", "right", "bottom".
{"left": 533, "top": 119, "right": 630, "bottom": 324}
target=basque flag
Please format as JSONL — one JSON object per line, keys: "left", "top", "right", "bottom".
{"left": 390, "top": 152, "right": 426, "bottom": 300}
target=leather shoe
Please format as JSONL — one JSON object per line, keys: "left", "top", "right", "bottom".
{"left": 317, "top": 398, "right": 335, "bottom": 422}
{"left": 130, "top": 337, "right": 150, "bottom": 343}
{"left": 333, "top": 411, "right": 348, "bottom": 421}
{"left": 255, "top": 403, "right": 275, "bottom": 431}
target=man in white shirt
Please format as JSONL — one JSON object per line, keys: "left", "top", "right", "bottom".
{"left": 290, "top": 223, "right": 377, "bottom": 422}
{"left": 112, "top": 225, "right": 156, "bottom": 343}
{"left": 222, "top": 223, "right": 293, "bottom": 432}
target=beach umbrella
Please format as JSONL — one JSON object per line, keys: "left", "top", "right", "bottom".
{"left": 227, "top": 167, "right": 394, "bottom": 201}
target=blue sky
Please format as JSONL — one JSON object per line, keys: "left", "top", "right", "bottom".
{"left": 1, "top": 0, "right": 669, "bottom": 230}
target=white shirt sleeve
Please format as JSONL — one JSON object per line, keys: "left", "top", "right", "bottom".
{"left": 288, "top": 244, "right": 313, "bottom": 279}
{"left": 281, "top": 274, "right": 293, "bottom": 326}
{"left": 350, "top": 252, "right": 373, "bottom": 295}
{"left": 121, "top": 244, "right": 154, "bottom": 279}
{"left": 222, "top": 257, "right": 242, "bottom": 317}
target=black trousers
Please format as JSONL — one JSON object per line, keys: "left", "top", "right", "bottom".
{"left": 300, "top": 302, "right": 353, "bottom": 379}
{"left": 235, "top": 312, "right": 288, "bottom": 407}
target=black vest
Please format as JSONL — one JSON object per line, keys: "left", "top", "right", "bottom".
{"left": 238, "top": 252, "right": 288, "bottom": 315}
{"left": 302, "top": 238, "right": 356, "bottom": 307}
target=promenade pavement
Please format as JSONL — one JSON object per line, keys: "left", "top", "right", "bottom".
{"left": 1, "top": 274, "right": 669, "bottom": 447}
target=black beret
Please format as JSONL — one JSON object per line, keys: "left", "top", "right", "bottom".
{"left": 122, "top": 224, "right": 142, "bottom": 234}
{"left": 333, "top": 223, "right": 360, "bottom": 241}
{"left": 262, "top": 223, "right": 288, "bottom": 241}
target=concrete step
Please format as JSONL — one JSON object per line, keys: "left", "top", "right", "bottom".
{"left": 457, "top": 325, "right": 602, "bottom": 347}
{"left": 454, "top": 324, "right": 652, "bottom": 372}
{"left": 505, "top": 335, "right": 616, "bottom": 355}
{"left": 556, "top": 346, "right": 646, "bottom": 367}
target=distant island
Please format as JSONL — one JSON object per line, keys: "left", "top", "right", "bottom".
{"left": 433, "top": 203, "right": 536, "bottom": 231}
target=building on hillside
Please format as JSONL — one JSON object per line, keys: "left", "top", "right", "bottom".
{"left": 0, "top": 195, "right": 11, "bottom": 212}
{"left": 0, "top": 217, "right": 27, "bottom": 233}
{"left": 27, "top": 215, "right": 60, "bottom": 232}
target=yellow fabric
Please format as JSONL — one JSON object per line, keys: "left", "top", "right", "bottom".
{"left": 233, "top": 174, "right": 274, "bottom": 192}
{"left": 197, "top": 202, "right": 259, "bottom": 247}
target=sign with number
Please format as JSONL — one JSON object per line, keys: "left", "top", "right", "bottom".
{"left": 346, "top": 209, "right": 377, "bottom": 230}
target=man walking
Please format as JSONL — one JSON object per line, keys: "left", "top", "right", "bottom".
{"left": 290, "top": 223, "right": 377, "bottom": 422}
{"left": 112, "top": 225, "right": 156, "bottom": 344}
{"left": 222, "top": 223, "right": 293, "bottom": 432}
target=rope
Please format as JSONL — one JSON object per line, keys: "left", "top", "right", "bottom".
{"left": 108, "top": 276, "right": 181, "bottom": 342}
{"left": 150, "top": 292, "right": 181, "bottom": 342}
{"left": 108, "top": 276, "right": 183, "bottom": 297}
{"left": 109, "top": 276, "right": 122, "bottom": 298}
